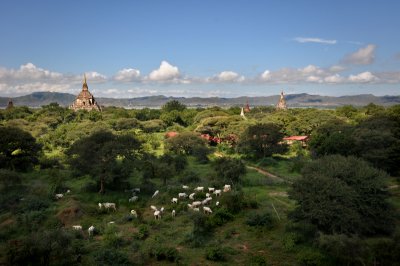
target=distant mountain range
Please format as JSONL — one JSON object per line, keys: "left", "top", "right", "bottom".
{"left": 1, "top": 91, "right": 400, "bottom": 109}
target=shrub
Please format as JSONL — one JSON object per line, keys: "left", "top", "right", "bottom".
{"left": 209, "top": 207, "right": 234, "bottom": 227}
{"left": 135, "top": 224, "right": 150, "bottom": 240}
{"left": 103, "top": 226, "right": 125, "bottom": 248}
{"left": 205, "top": 246, "right": 227, "bottom": 261}
{"left": 246, "top": 211, "right": 274, "bottom": 228}
{"left": 178, "top": 170, "right": 200, "bottom": 184}
{"left": 220, "top": 190, "right": 245, "bottom": 214}
{"left": 149, "top": 245, "right": 180, "bottom": 262}
{"left": 94, "top": 248, "right": 133, "bottom": 266}
{"left": 80, "top": 180, "right": 98, "bottom": 193}
{"left": 248, "top": 255, "right": 268, "bottom": 266}
{"left": 296, "top": 248, "right": 326, "bottom": 266}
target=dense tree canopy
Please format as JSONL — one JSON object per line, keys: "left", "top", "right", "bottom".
{"left": 289, "top": 155, "right": 394, "bottom": 236}
{"left": 237, "top": 123, "right": 287, "bottom": 158}
{"left": 67, "top": 130, "right": 142, "bottom": 193}
{"left": 0, "top": 126, "right": 42, "bottom": 171}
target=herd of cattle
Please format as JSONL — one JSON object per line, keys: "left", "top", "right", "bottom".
{"left": 55, "top": 184, "right": 232, "bottom": 236}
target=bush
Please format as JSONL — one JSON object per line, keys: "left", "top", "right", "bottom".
{"left": 103, "top": 226, "right": 125, "bottom": 248}
{"left": 178, "top": 170, "right": 200, "bottom": 184}
{"left": 246, "top": 211, "right": 274, "bottom": 228}
{"left": 135, "top": 224, "right": 150, "bottom": 240}
{"left": 209, "top": 207, "right": 234, "bottom": 227}
{"left": 248, "top": 255, "right": 268, "bottom": 266}
{"left": 205, "top": 246, "right": 227, "bottom": 261}
{"left": 296, "top": 248, "right": 326, "bottom": 266}
{"left": 220, "top": 190, "right": 245, "bottom": 214}
{"left": 80, "top": 180, "right": 98, "bottom": 193}
{"left": 94, "top": 248, "right": 133, "bottom": 266}
{"left": 149, "top": 245, "right": 180, "bottom": 262}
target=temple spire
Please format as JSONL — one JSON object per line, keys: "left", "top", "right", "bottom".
{"left": 276, "top": 90, "right": 287, "bottom": 110}
{"left": 82, "top": 74, "right": 88, "bottom": 90}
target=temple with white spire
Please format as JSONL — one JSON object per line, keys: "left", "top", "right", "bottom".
{"left": 276, "top": 91, "right": 287, "bottom": 110}
{"left": 69, "top": 74, "right": 101, "bottom": 111}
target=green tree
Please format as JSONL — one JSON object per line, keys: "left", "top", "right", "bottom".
{"left": 213, "top": 157, "right": 246, "bottom": 185}
{"left": 237, "top": 123, "right": 287, "bottom": 158}
{"left": 309, "top": 119, "right": 356, "bottom": 156}
{"left": 0, "top": 126, "right": 42, "bottom": 171}
{"left": 67, "top": 130, "right": 142, "bottom": 193}
{"left": 165, "top": 132, "right": 209, "bottom": 156}
{"left": 161, "top": 100, "right": 187, "bottom": 113}
{"left": 289, "top": 155, "right": 394, "bottom": 236}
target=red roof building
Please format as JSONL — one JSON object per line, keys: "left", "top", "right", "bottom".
{"left": 165, "top": 131, "right": 179, "bottom": 138}
{"left": 283, "top": 136, "right": 309, "bottom": 146}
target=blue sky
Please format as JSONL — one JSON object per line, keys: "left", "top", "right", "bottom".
{"left": 0, "top": 0, "right": 399, "bottom": 98}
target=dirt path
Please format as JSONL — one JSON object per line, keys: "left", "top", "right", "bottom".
{"left": 246, "top": 165, "right": 287, "bottom": 183}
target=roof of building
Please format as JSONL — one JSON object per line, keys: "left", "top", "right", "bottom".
{"left": 283, "top": 136, "right": 309, "bottom": 141}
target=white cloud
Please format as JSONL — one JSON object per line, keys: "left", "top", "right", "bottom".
{"left": 348, "top": 71, "right": 378, "bottom": 83}
{"left": 84, "top": 71, "right": 107, "bottom": 83}
{"left": 213, "top": 71, "right": 245, "bottom": 82}
{"left": 324, "top": 74, "right": 343, "bottom": 83}
{"left": 329, "top": 65, "right": 346, "bottom": 73}
{"left": 342, "top": 44, "right": 376, "bottom": 65}
{"left": 306, "top": 75, "right": 321, "bottom": 83}
{"left": 148, "top": 61, "right": 180, "bottom": 81}
{"left": 261, "top": 70, "right": 271, "bottom": 81}
{"left": 294, "top": 37, "right": 337, "bottom": 45}
{"left": 114, "top": 68, "right": 141, "bottom": 82}
{"left": 0, "top": 62, "right": 63, "bottom": 81}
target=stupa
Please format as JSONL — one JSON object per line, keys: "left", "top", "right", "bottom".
{"left": 276, "top": 91, "right": 287, "bottom": 110}
{"left": 70, "top": 74, "right": 101, "bottom": 111}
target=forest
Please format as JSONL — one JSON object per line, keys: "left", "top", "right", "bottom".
{"left": 0, "top": 101, "right": 399, "bottom": 265}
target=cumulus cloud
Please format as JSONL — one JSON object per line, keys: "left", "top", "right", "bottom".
{"left": 324, "top": 74, "right": 344, "bottom": 83}
{"left": 212, "top": 71, "right": 245, "bottom": 82}
{"left": 84, "top": 71, "right": 107, "bottom": 83}
{"left": 294, "top": 37, "right": 337, "bottom": 45}
{"left": 261, "top": 70, "right": 271, "bottom": 81}
{"left": 147, "top": 61, "right": 180, "bottom": 81}
{"left": 0, "top": 62, "right": 62, "bottom": 81}
{"left": 342, "top": 44, "right": 376, "bottom": 65}
{"left": 114, "top": 68, "right": 141, "bottom": 82}
{"left": 348, "top": 71, "right": 378, "bottom": 83}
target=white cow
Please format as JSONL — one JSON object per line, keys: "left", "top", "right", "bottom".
{"left": 129, "top": 196, "right": 138, "bottom": 202}
{"left": 152, "top": 190, "right": 159, "bottom": 198}
{"left": 178, "top": 192, "right": 188, "bottom": 198}
{"left": 193, "top": 208, "right": 200, "bottom": 212}
{"left": 213, "top": 189, "right": 222, "bottom": 197}
{"left": 216, "top": 201, "right": 220, "bottom": 206}
{"left": 194, "top": 186, "right": 204, "bottom": 192}
{"left": 72, "top": 225, "right": 82, "bottom": 230}
{"left": 208, "top": 187, "right": 215, "bottom": 193}
{"left": 182, "top": 185, "right": 189, "bottom": 190}
{"left": 192, "top": 201, "right": 202, "bottom": 207}
{"left": 98, "top": 202, "right": 116, "bottom": 211}
{"left": 160, "top": 207, "right": 164, "bottom": 213}
{"left": 172, "top": 209, "right": 176, "bottom": 217}
{"left": 154, "top": 210, "right": 161, "bottom": 220}
{"left": 189, "top": 193, "right": 195, "bottom": 200}
{"left": 223, "top": 184, "right": 231, "bottom": 192}
{"left": 171, "top": 197, "right": 178, "bottom": 204}
{"left": 88, "top": 225, "right": 95, "bottom": 236}
{"left": 130, "top": 209, "right": 138, "bottom": 218}
{"left": 203, "top": 206, "right": 212, "bottom": 214}
{"left": 55, "top": 193, "right": 64, "bottom": 200}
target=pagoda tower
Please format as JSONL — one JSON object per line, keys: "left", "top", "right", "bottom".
{"left": 276, "top": 91, "right": 287, "bottom": 110}
{"left": 6, "top": 98, "right": 14, "bottom": 110}
{"left": 70, "top": 74, "right": 101, "bottom": 111}
{"left": 244, "top": 100, "right": 251, "bottom": 113}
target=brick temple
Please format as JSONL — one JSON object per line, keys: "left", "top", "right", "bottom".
{"left": 70, "top": 74, "right": 101, "bottom": 111}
